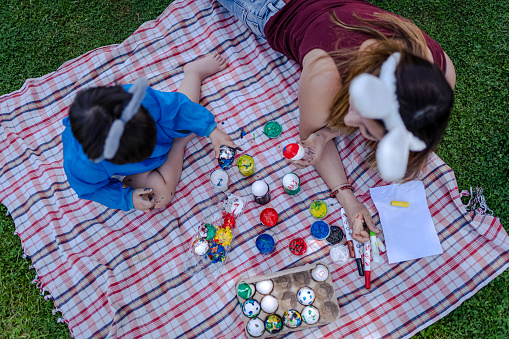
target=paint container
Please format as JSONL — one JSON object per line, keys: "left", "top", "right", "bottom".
{"left": 263, "top": 121, "right": 282, "bottom": 138}
{"left": 310, "top": 220, "right": 330, "bottom": 240}
{"left": 260, "top": 208, "right": 278, "bottom": 227}
{"left": 326, "top": 225, "right": 344, "bottom": 245}
{"left": 330, "top": 244, "right": 350, "bottom": 265}
{"left": 218, "top": 145, "right": 237, "bottom": 170}
{"left": 251, "top": 180, "right": 271, "bottom": 205}
{"left": 309, "top": 200, "right": 328, "bottom": 219}
{"left": 237, "top": 155, "right": 255, "bottom": 176}
{"left": 289, "top": 238, "right": 307, "bottom": 256}
{"left": 256, "top": 233, "right": 276, "bottom": 254}
{"left": 282, "top": 172, "right": 301, "bottom": 195}
{"left": 210, "top": 169, "right": 229, "bottom": 192}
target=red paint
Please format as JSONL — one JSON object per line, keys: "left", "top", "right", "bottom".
{"left": 260, "top": 208, "right": 278, "bottom": 227}
{"left": 289, "top": 238, "right": 307, "bottom": 255}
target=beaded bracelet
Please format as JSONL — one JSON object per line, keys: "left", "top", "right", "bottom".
{"left": 330, "top": 184, "right": 354, "bottom": 198}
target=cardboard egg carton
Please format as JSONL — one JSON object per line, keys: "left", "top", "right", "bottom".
{"left": 236, "top": 262, "right": 340, "bottom": 338}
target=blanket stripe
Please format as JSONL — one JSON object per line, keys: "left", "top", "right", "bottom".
{"left": 1, "top": 0, "right": 508, "bottom": 338}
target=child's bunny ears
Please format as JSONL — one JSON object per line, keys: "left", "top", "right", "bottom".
{"left": 92, "top": 77, "right": 149, "bottom": 163}
{"left": 349, "top": 52, "right": 427, "bottom": 182}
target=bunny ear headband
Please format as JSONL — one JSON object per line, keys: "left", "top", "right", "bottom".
{"left": 348, "top": 52, "right": 426, "bottom": 182}
{"left": 92, "top": 77, "right": 149, "bottom": 163}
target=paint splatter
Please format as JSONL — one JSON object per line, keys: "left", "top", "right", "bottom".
{"left": 240, "top": 127, "right": 247, "bottom": 139}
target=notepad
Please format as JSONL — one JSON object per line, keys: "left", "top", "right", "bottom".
{"left": 370, "top": 181, "right": 443, "bottom": 264}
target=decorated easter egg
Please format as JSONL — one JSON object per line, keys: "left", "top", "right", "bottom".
{"left": 297, "top": 286, "right": 315, "bottom": 306}
{"left": 255, "top": 280, "right": 274, "bottom": 295}
{"left": 311, "top": 264, "right": 329, "bottom": 282}
{"left": 261, "top": 295, "right": 279, "bottom": 314}
{"left": 242, "top": 299, "right": 261, "bottom": 318}
{"left": 302, "top": 305, "right": 320, "bottom": 325}
{"left": 264, "top": 314, "right": 283, "bottom": 334}
{"left": 246, "top": 317, "right": 265, "bottom": 337}
{"left": 192, "top": 238, "right": 209, "bottom": 255}
{"left": 237, "top": 282, "right": 255, "bottom": 300}
{"left": 283, "top": 309, "right": 302, "bottom": 328}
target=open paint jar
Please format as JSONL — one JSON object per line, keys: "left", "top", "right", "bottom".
{"left": 289, "top": 238, "right": 307, "bottom": 256}
{"left": 309, "top": 200, "right": 327, "bottom": 219}
{"left": 260, "top": 208, "right": 278, "bottom": 227}
{"left": 310, "top": 220, "right": 330, "bottom": 240}
{"left": 256, "top": 233, "right": 276, "bottom": 254}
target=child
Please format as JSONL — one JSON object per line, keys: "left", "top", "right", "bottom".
{"left": 62, "top": 54, "right": 239, "bottom": 212}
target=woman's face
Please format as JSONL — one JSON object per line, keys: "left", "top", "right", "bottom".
{"left": 344, "top": 97, "right": 386, "bottom": 141}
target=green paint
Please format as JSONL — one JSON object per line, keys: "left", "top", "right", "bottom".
{"left": 237, "top": 282, "right": 254, "bottom": 299}
{"left": 263, "top": 121, "right": 282, "bottom": 138}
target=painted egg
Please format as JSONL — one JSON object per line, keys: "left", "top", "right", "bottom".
{"left": 261, "top": 295, "right": 279, "bottom": 314}
{"left": 264, "top": 314, "right": 283, "bottom": 334}
{"left": 302, "top": 305, "right": 320, "bottom": 325}
{"left": 255, "top": 280, "right": 273, "bottom": 295}
{"left": 251, "top": 180, "right": 268, "bottom": 197}
{"left": 297, "top": 286, "right": 315, "bottom": 306}
{"left": 283, "top": 309, "right": 302, "bottom": 328}
{"left": 242, "top": 299, "right": 261, "bottom": 318}
{"left": 246, "top": 317, "right": 265, "bottom": 337}
{"left": 237, "top": 282, "right": 255, "bottom": 300}
{"left": 311, "top": 264, "right": 329, "bottom": 282}
{"left": 192, "top": 238, "right": 209, "bottom": 255}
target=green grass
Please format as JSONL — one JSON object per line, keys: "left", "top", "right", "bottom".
{"left": 0, "top": 0, "right": 508, "bottom": 338}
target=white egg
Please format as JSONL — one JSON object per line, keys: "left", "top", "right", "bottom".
{"left": 251, "top": 180, "right": 268, "bottom": 197}
{"left": 297, "top": 286, "right": 315, "bottom": 306}
{"left": 255, "top": 280, "right": 274, "bottom": 295}
{"left": 261, "top": 295, "right": 279, "bottom": 313}
{"left": 311, "top": 264, "right": 329, "bottom": 282}
{"left": 302, "top": 305, "right": 320, "bottom": 325}
{"left": 246, "top": 317, "right": 265, "bottom": 337}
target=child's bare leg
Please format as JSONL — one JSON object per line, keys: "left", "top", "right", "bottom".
{"left": 178, "top": 53, "right": 228, "bottom": 103}
{"left": 123, "top": 133, "right": 196, "bottom": 210}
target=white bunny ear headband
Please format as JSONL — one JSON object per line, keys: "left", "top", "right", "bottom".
{"left": 92, "top": 77, "right": 149, "bottom": 163}
{"left": 348, "top": 52, "right": 426, "bottom": 182}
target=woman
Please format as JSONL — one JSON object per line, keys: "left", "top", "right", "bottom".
{"left": 215, "top": 0, "right": 456, "bottom": 242}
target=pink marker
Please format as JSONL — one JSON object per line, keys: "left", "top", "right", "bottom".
{"left": 340, "top": 208, "right": 355, "bottom": 258}
{"left": 364, "top": 241, "right": 371, "bottom": 289}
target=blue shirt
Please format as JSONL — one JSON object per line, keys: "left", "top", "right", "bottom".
{"left": 62, "top": 85, "right": 217, "bottom": 211}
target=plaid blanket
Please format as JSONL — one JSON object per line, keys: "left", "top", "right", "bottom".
{"left": 1, "top": 0, "right": 508, "bottom": 338}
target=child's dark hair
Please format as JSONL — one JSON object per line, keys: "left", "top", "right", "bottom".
{"left": 68, "top": 85, "right": 157, "bottom": 165}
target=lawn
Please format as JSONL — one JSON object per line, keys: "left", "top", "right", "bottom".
{"left": 0, "top": 0, "right": 508, "bottom": 338}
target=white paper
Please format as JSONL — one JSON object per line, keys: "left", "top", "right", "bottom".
{"left": 369, "top": 181, "right": 443, "bottom": 264}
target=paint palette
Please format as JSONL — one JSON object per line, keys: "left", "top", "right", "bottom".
{"left": 236, "top": 262, "right": 340, "bottom": 338}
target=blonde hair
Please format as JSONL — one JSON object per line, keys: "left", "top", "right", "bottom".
{"left": 325, "top": 12, "right": 443, "bottom": 180}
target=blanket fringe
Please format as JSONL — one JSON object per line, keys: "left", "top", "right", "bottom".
{"left": 460, "top": 186, "right": 494, "bottom": 216}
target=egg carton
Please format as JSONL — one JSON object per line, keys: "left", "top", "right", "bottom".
{"left": 184, "top": 193, "right": 248, "bottom": 281}
{"left": 236, "top": 262, "right": 340, "bottom": 338}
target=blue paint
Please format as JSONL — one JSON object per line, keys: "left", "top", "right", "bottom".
{"left": 256, "top": 234, "right": 275, "bottom": 254}
{"left": 311, "top": 221, "right": 330, "bottom": 240}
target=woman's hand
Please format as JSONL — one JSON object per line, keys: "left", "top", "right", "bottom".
{"left": 291, "top": 128, "right": 337, "bottom": 169}
{"left": 341, "top": 193, "right": 382, "bottom": 243}
{"left": 209, "top": 127, "right": 242, "bottom": 158}
{"left": 132, "top": 188, "right": 156, "bottom": 212}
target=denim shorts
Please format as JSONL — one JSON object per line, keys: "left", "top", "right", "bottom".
{"left": 216, "top": 0, "right": 286, "bottom": 38}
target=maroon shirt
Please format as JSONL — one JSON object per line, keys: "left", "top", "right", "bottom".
{"left": 265, "top": 0, "right": 446, "bottom": 73}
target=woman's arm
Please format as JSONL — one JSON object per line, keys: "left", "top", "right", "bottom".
{"left": 298, "top": 50, "right": 380, "bottom": 242}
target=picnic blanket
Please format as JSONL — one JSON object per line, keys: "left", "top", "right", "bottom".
{"left": 1, "top": 0, "right": 508, "bottom": 338}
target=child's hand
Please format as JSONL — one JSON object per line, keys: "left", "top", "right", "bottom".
{"left": 132, "top": 188, "right": 156, "bottom": 212}
{"left": 209, "top": 127, "right": 242, "bottom": 158}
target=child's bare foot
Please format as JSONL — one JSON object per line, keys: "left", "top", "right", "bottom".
{"left": 183, "top": 53, "right": 228, "bottom": 82}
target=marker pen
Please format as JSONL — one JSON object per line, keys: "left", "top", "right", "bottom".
{"left": 364, "top": 241, "right": 371, "bottom": 289}
{"left": 353, "top": 239, "right": 364, "bottom": 276}
{"left": 376, "top": 238, "right": 386, "bottom": 253}
{"left": 370, "top": 230, "right": 381, "bottom": 263}
{"left": 340, "top": 208, "right": 355, "bottom": 258}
